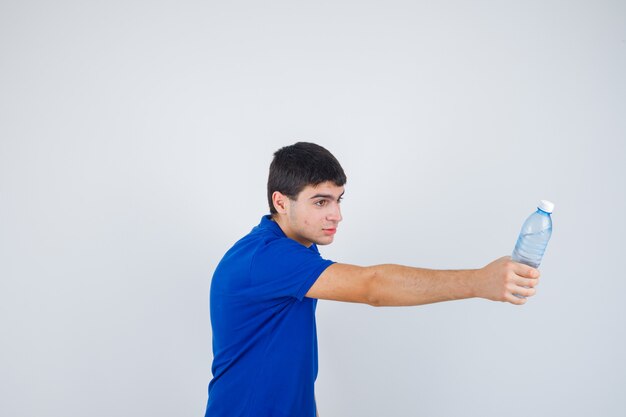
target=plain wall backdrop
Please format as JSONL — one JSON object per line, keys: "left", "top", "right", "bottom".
{"left": 1, "top": 1, "right": 625, "bottom": 416}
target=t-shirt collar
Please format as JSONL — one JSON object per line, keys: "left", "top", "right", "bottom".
{"left": 260, "top": 214, "right": 286, "bottom": 238}
{"left": 259, "top": 215, "right": 320, "bottom": 253}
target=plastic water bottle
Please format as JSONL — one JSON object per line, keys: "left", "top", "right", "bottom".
{"left": 512, "top": 200, "right": 554, "bottom": 268}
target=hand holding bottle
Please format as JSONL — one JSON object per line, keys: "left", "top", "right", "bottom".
{"left": 474, "top": 256, "right": 540, "bottom": 305}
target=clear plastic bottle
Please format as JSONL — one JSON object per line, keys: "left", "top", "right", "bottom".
{"left": 512, "top": 200, "right": 554, "bottom": 268}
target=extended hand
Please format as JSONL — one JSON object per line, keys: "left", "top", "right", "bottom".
{"left": 475, "top": 256, "right": 540, "bottom": 305}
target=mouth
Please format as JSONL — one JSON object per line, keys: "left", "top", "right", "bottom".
{"left": 323, "top": 228, "right": 337, "bottom": 236}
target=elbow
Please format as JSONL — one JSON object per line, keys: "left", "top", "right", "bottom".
{"left": 367, "top": 297, "right": 383, "bottom": 308}
{"left": 364, "top": 266, "right": 383, "bottom": 307}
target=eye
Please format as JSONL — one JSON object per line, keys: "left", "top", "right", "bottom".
{"left": 315, "top": 200, "right": 327, "bottom": 207}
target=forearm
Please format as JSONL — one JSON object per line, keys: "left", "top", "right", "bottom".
{"left": 366, "top": 264, "right": 478, "bottom": 307}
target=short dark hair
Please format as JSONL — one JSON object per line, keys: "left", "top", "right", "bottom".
{"left": 267, "top": 142, "right": 347, "bottom": 215}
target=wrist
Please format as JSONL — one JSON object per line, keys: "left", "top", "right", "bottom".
{"left": 465, "top": 268, "right": 482, "bottom": 299}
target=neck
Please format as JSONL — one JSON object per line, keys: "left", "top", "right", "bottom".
{"left": 271, "top": 214, "right": 312, "bottom": 247}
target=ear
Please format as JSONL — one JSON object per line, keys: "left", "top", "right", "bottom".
{"left": 272, "top": 191, "right": 290, "bottom": 214}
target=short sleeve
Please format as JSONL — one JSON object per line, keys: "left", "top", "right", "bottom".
{"left": 250, "top": 238, "right": 334, "bottom": 301}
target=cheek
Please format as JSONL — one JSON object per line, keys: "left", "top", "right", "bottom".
{"left": 301, "top": 208, "right": 312, "bottom": 226}
{"left": 302, "top": 214, "right": 315, "bottom": 229}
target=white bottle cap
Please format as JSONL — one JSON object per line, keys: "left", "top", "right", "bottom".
{"left": 538, "top": 200, "right": 554, "bottom": 213}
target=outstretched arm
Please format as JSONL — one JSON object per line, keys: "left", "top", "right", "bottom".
{"left": 306, "top": 256, "right": 540, "bottom": 306}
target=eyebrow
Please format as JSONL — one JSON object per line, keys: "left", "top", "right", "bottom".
{"left": 309, "top": 192, "right": 345, "bottom": 200}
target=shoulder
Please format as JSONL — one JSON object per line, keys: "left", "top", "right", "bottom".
{"left": 252, "top": 235, "right": 318, "bottom": 267}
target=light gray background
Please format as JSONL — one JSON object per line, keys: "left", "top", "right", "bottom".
{"left": 1, "top": 1, "right": 625, "bottom": 416}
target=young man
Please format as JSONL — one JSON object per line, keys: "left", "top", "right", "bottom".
{"left": 204, "top": 142, "right": 540, "bottom": 417}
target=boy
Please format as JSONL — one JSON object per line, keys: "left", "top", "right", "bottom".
{"left": 204, "top": 142, "right": 539, "bottom": 416}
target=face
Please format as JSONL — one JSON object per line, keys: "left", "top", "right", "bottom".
{"left": 273, "top": 181, "right": 344, "bottom": 247}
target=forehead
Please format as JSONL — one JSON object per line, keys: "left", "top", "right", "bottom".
{"left": 298, "top": 181, "right": 345, "bottom": 198}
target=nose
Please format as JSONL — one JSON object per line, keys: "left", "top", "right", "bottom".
{"left": 327, "top": 202, "right": 342, "bottom": 223}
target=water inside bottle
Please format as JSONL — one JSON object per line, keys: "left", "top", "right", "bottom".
{"left": 512, "top": 230, "right": 551, "bottom": 268}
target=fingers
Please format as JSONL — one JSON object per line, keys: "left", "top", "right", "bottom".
{"left": 506, "top": 292, "right": 528, "bottom": 305}
{"left": 515, "top": 276, "right": 540, "bottom": 289}
{"left": 506, "top": 283, "right": 537, "bottom": 305}
{"left": 512, "top": 261, "right": 540, "bottom": 279}
{"left": 512, "top": 285, "right": 536, "bottom": 298}
{"left": 510, "top": 261, "right": 541, "bottom": 304}
{"left": 508, "top": 262, "right": 539, "bottom": 304}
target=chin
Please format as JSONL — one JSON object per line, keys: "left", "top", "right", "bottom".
{"left": 316, "top": 237, "right": 335, "bottom": 246}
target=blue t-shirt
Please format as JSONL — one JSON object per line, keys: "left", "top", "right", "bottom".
{"left": 205, "top": 215, "right": 334, "bottom": 417}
